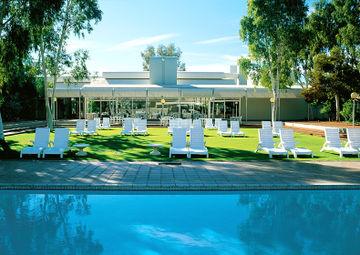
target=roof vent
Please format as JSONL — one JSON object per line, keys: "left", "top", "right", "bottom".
{"left": 150, "top": 56, "right": 178, "bottom": 86}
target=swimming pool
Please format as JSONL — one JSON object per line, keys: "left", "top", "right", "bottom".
{"left": 0, "top": 190, "right": 359, "bottom": 255}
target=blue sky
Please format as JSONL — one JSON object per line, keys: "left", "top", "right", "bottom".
{"left": 67, "top": 0, "right": 248, "bottom": 73}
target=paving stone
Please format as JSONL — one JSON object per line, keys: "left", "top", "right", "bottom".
{"left": 1, "top": 160, "right": 360, "bottom": 190}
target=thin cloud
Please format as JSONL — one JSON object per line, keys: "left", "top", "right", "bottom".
{"left": 187, "top": 64, "right": 231, "bottom": 72}
{"left": 222, "top": 55, "right": 239, "bottom": 62}
{"left": 66, "top": 39, "right": 98, "bottom": 53}
{"left": 194, "top": 36, "right": 239, "bottom": 45}
{"left": 106, "top": 33, "right": 179, "bottom": 51}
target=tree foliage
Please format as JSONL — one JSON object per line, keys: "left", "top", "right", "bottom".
{"left": 303, "top": 47, "right": 360, "bottom": 120}
{"left": 32, "top": 0, "right": 102, "bottom": 129}
{"left": 239, "top": 0, "right": 308, "bottom": 121}
{"left": 0, "top": 0, "right": 63, "bottom": 146}
{"left": 302, "top": 0, "right": 360, "bottom": 120}
{"left": 141, "top": 43, "right": 186, "bottom": 71}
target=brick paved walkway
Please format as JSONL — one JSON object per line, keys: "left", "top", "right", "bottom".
{"left": 0, "top": 160, "right": 360, "bottom": 191}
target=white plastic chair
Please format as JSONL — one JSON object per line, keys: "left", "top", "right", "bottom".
{"left": 101, "top": 117, "right": 111, "bottom": 129}
{"left": 279, "top": 129, "right": 313, "bottom": 158}
{"left": 321, "top": 128, "right": 359, "bottom": 157}
{"left": 189, "top": 128, "right": 208, "bottom": 158}
{"left": 43, "top": 128, "right": 70, "bottom": 159}
{"left": 20, "top": 128, "right": 50, "bottom": 158}
{"left": 71, "top": 120, "right": 85, "bottom": 135}
{"left": 121, "top": 118, "right": 133, "bottom": 135}
{"left": 346, "top": 128, "right": 360, "bottom": 151}
{"left": 255, "top": 128, "right": 288, "bottom": 158}
{"left": 169, "top": 127, "right": 189, "bottom": 158}
{"left": 133, "top": 119, "right": 148, "bottom": 135}
{"left": 273, "top": 121, "right": 283, "bottom": 137}
{"left": 204, "top": 118, "right": 215, "bottom": 129}
{"left": 217, "top": 120, "right": 231, "bottom": 136}
{"left": 84, "top": 120, "right": 97, "bottom": 135}
{"left": 230, "top": 121, "right": 245, "bottom": 137}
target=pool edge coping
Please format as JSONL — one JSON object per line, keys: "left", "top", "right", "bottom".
{"left": 1, "top": 183, "right": 360, "bottom": 191}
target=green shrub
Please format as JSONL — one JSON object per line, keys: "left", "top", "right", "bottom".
{"left": 341, "top": 100, "right": 360, "bottom": 122}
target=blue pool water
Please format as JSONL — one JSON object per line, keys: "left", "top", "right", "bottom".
{"left": 0, "top": 190, "right": 359, "bottom": 255}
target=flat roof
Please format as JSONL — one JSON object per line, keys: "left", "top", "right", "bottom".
{"left": 50, "top": 83, "right": 303, "bottom": 99}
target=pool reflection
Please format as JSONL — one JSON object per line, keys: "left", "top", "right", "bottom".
{"left": 0, "top": 194, "right": 103, "bottom": 255}
{"left": 0, "top": 190, "right": 359, "bottom": 255}
{"left": 238, "top": 191, "right": 360, "bottom": 255}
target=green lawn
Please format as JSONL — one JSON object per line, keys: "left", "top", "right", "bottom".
{"left": 3, "top": 127, "right": 360, "bottom": 161}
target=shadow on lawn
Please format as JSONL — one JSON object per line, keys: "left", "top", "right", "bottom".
{"left": 71, "top": 134, "right": 172, "bottom": 161}
{"left": 0, "top": 140, "right": 21, "bottom": 159}
{"left": 4, "top": 130, "right": 359, "bottom": 161}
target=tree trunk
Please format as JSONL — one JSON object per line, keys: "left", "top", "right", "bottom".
{"left": 335, "top": 94, "right": 340, "bottom": 121}
{"left": 40, "top": 32, "right": 53, "bottom": 129}
{"left": 271, "top": 67, "right": 279, "bottom": 124}
{"left": 0, "top": 111, "right": 3, "bottom": 140}
{"left": 50, "top": 0, "right": 72, "bottom": 126}
{"left": 0, "top": 111, "right": 10, "bottom": 152}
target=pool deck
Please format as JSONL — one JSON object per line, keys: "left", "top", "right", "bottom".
{"left": 1, "top": 160, "right": 360, "bottom": 191}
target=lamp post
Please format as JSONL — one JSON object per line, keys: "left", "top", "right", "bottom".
{"left": 270, "top": 97, "right": 275, "bottom": 125}
{"left": 351, "top": 92, "right": 359, "bottom": 126}
{"left": 160, "top": 98, "right": 166, "bottom": 123}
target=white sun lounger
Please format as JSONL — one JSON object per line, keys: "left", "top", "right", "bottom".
{"left": 214, "top": 118, "right": 221, "bottom": 129}
{"left": 192, "top": 119, "right": 202, "bottom": 129}
{"left": 133, "top": 118, "right": 141, "bottom": 129}
{"left": 230, "top": 121, "right": 245, "bottom": 137}
{"left": 182, "top": 119, "right": 192, "bottom": 133}
{"left": 346, "top": 128, "right": 360, "bottom": 151}
{"left": 20, "top": 128, "right": 50, "bottom": 158}
{"left": 84, "top": 120, "right": 97, "bottom": 135}
{"left": 133, "top": 119, "right": 148, "bottom": 135}
{"left": 261, "top": 121, "right": 272, "bottom": 129}
{"left": 321, "top": 128, "right": 359, "bottom": 157}
{"left": 217, "top": 120, "right": 231, "bottom": 136}
{"left": 189, "top": 128, "right": 208, "bottom": 158}
{"left": 101, "top": 117, "right": 111, "bottom": 129}
{"left": 94, "top": 117, "right": 101, "bottom": 129}
{"left": 42, "top": 128, "right": 70, "bottom": 159}
{"left": 255, "top": 128, "right": 288, "bottom": 158}
{"left": 121, "top": 118, "right": 133, "bottom": 135}
{"left": 204, "top": 118, "right": 215, "bottom": 129}
{"left": 169, "top": 127, "right": 189, "bottom": 158}
{"left": 279, "top": 129, "right": 313, "bottom": 158}
{"left": 168, "top": 118, "right": 181, "bottom": 134}
{"left": 71, "top": 119, "right": 85, "bottom": 135}
{"left": 272, "top": 121, "right": 283, "bottom": 137}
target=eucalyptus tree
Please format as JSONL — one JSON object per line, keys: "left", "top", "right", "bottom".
{"left": 239, "top": 0, "right": 307, "bottom": 122}
{"left": 302, "top": 0, "right": 360, "bottom": 120}
{"left": 0, "top": 0, "right": 63, "bottom": 151}
{"left": 141, "top": 43, "right": 186, "bottom": 71}
{"left": 34, "top": 0, "right": 102, "bottom": 129}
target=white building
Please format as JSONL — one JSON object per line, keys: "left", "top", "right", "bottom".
{"left": 51, "top": 57, "right": 314, "bottom": 122}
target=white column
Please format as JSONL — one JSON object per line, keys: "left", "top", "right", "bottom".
{"left": 223, "top": 101, "right": 226, "bottom": 118}
{"left": 78, "top": 96, "right": 81, "bottom": 119}
{"left": 245, "top": 96, "right": 248, "bottom": 122}
{"left": 239, "top": 98, "right": 242, "bottom": 118}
